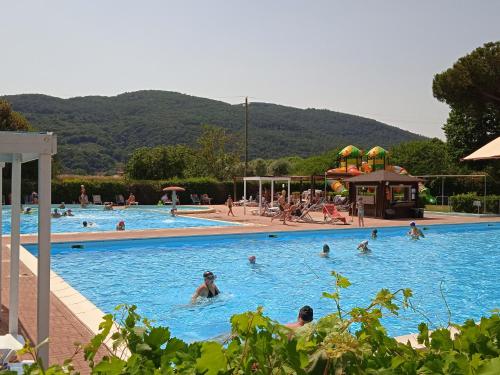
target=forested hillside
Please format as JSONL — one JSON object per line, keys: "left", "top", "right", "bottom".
{"left": 3, "top": 91, "right": 425, "bottom": 173}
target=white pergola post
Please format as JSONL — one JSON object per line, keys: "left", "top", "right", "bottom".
{"left": 258, "top": 180, "right": 262, "bottom": 213}
{"left": 0, "top": 162, "right": 4, "bottom": 320}
{"left": 270, "top": 181, "right": 274, "bottom": 207}
{"left": 243, "top": 180, "right": 247, "bottom": 215}
{"left": 0, "top": 132, "right": 57, "bottom": 369}
{"left": 37, "top": 153, "right": 52, "bottom": 366}
{"left": 287, "top": 180, "right": 291, "bottom": 204}
{"left": 9, "top": 155, "right": 21, "bottom": 335}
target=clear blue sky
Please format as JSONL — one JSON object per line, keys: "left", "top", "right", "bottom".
{"left": 2, "top": 1, "right": 499, "bottom": 138}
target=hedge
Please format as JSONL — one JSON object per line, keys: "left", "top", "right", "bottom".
{"left": 450, "top": 193, "right": 500, "bottom": 214}
{"left": 2, "top": 176, "right": 328, "bottom": 205}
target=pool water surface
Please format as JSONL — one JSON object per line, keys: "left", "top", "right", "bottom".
{"left": 2, "top": 205, "right": 234, "bottom": 234}
{"left": 25, "top": 223, "right": 500, "bottom": 341}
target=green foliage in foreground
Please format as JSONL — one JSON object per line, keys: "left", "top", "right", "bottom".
{"left": 11, "top": 273, "right": 500, "bottom": 374}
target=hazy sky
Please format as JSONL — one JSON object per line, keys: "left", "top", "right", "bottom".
{"left": 2, "top": 1, "right": 499, "bottom": 138}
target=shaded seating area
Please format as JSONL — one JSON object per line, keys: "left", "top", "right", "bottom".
{"left": 345, "top": 170, "right": 423, "bottom": 219}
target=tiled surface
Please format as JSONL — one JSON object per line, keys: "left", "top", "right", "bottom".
{"left": 1, "top": 205, "right": 498, "bottom": 370}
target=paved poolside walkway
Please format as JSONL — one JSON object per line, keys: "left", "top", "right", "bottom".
{"left": 1, "top": 206, "right": 498, "bottom": 371}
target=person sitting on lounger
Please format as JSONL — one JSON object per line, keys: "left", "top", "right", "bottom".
{"left": 286, "top": 305, "right": 314, "bottom": 329}
{"left": 320, "top": 244, "right": 330, "bottom": 257}
{"left": 116, "top": 220, "right": 125, "bottom": 231}
{"left": 126, "top": 193, "right": 136, "bottom": 205}
{"left": 191, "top": 271, "right": 220, "bottom": 303}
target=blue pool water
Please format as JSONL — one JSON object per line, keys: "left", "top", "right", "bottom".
{"left": 25, "top": 223, "right": 500, "bottom": 341}
{"left": 1, "top": 205, "right": 234, "bottom": 234}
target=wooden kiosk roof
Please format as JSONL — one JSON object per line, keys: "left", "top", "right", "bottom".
{"left": 345, "top": 170, "right": 424, "bottom": 183}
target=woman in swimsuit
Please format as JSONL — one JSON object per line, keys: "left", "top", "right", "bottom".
{"left": 191, "top": 271, "right": 220, "bottom": 303}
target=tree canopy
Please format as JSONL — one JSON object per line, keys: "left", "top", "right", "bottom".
{"left": 0, "top": 99, "right": 31, "bottom": 131}
{"left": 433, "top": 41, "right": 500, "bottom": 161}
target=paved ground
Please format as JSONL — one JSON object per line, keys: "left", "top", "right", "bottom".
{"left": 1, "top": 205, "right": 498, "bottom": 371}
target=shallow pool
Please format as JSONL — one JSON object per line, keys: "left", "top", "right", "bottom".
{"left": 1, "top": 205, "right": 234, "bottom": 234}
{"left": 25, "top": 223, "right": 500, "bottom": 341}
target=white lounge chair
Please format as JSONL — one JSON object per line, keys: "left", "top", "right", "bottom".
{"left": 93, "top": 195, "right": 103, "bottom": 205}
{"left": 0, "top": 334, "right": 25, "bottom": 367}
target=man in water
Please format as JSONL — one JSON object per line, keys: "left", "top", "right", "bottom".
{"left": 408, "top": 222, "right": 424, "bottom": 239}
{"left": 371, "top": 229, "right": 378, "bottom": 239}
{"left": 357, "top": 240, "right": 370, "bottom": 252}
{"left": 320, "top": 244, "right": 330, "bottom": 257}
{"left": 248, "top": 255, "right": 256, "bottom": 264}
{"left": 116, "top": 221, "right": 125, "bottom": 231}
{"left": 191, "top": 271, "right": 220, "bottom": 303}
{"left": 286, "top": 305, "right": 314, "bottom": 329}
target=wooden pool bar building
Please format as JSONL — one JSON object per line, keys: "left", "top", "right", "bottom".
{"left": 346, "top": 170, "right": 424, "bottom": 219}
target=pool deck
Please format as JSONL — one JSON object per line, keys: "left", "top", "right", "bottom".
{"left": 1, "top": 205, "right": 499, "bottom": 371}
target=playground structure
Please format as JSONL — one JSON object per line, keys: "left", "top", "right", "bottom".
{"left": 326, "top": 145, "right": 436, "bottom": 204}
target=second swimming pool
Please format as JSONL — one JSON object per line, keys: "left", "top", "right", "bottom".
{"left": 25, "top": 222, "right": 500, "bottom": 341}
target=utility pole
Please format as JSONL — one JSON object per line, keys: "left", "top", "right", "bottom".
{"left": 244, "top": 96, "right": 249, "bottom": 177}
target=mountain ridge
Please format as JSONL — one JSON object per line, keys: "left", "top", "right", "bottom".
{"left": 2, "top": 90, "right": 426, "bottom": 173}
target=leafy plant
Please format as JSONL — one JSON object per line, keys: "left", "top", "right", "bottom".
{"left": 10, "top": 272, "right": 500, "bottom": 374}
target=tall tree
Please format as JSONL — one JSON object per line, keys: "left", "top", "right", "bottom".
{"left": 432, "top": 41, "right": 500, "bottom": 160}
{"left": 0, "top": 99, "right": 32, "bottom": 131}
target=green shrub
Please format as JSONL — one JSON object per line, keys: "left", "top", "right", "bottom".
{"left": 450, "top": 193, "right": 500, "bottom": 213}
{"left": 15, "top": 273, "right": 500, "bottom": 374}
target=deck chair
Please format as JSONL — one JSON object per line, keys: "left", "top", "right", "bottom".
{"left": 115, "top": 194, "right": 125, "bottom": 205}
{"left": 201, "top": 194, "right": 212, "bottom": 205}
{"left": 93, "top": 195, "right": 103, "bottom": 205}
{"left": 323, "top": 204, "right": 348, "bottom": 224}
{"left": 0, "top": 334, "right": 25, "bottom": 367}
{"left": 190, "top": 194, "right": 201, "bottom": 205}
{"left": 297, "top": 206, "right": 316, "bottom": 223}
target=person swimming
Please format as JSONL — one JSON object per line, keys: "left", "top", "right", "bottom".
{"left": 23, "top": 207, "right": 32, "bottom": 214}
{"left": 116, "top": 220, "right": 125, "bottom": 231}
{"left": 320, "top": 244, "right": 330, "bottom": 257}
{"left": 371, "top": 229, "right": 378, "bottom": 239}
{"left": 191, "top": 271, "right": 220, "bottom": 303}
{"left": 82, "top": 221, "right": 95, "bottom": 228}
{"left": 170, "top": 208, "right": 178, "bottom": 217}
{"left": 408, "top": 222, "right": 424, "bottom": 239}
{"left": 248, "top": 255, "right": 256, "bottom": 264}
{"left": 51, "top": 208, "right": 62, "bottom": 218}
{"left": 357, "top": 240, "right": 370, "bottom": 252}
{"left": 286, "top": 305, "right": 314, "bottom": 329}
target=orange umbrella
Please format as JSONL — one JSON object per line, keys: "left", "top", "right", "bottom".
{"left": 162, "top": 186, "right": 185, "bottom": 192}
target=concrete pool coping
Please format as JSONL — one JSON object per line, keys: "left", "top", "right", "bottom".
{"left": 17, "top": 220, "right": 500, "bottom": 352}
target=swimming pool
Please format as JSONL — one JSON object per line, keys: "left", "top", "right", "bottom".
{"left": 25, "top": 222, "right": 500, "bottom": 341}
{"left": 1, "top": 205, "right": 234, "bottom": 234}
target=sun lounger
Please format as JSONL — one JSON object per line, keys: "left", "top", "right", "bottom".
{"left": 115, "top": 194, "right": 125, "bottom": 205}
{"left": 296, "top": 206, "right": 317, "bottom": 223}
{"left": 201, "top": 194, "right": 212, "bottom": 205}
{"left": 93, "top": 195, "right": 103, "bottom": 205}
{"left": 190, "top": 194, "right": 201, "bottom": 205}
{"left": 0, "top": 334, "right": 25, "bottom": 367}
{"left": 323, "top": 204, "right": 348, "bottom": 224}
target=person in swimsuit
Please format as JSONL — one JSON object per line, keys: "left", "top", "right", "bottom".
{"left": 286, "top": 305, "right": 314, "bottom": 329}
{"left": 320, "top": 244, "right": 330, "bottom": 257}
{"left": 408, "top": 222, "right": 424, "bottom": 239}
{"left": 191, "top": 271, "right": 220, "bottom": 303}
{"left": 226, "top": 195, "right": 235, "bottom": 217}
{"left": 356, "top": 197, "right": 365, "bottom": 227}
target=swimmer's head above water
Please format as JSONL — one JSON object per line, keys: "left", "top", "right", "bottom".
{"left": 248, "top": 255, "right": 256, "bottom": 264}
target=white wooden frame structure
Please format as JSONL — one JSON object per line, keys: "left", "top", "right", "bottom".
{"left": 242, "top": 176, "right": 291, "bottom": 214}
{"left": 0, "top": 131, "right": 57, "bottom": 367}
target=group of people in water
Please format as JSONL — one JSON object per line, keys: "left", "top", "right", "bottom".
{"left": 191, "top": 220, "right": 425, "bottom": 330}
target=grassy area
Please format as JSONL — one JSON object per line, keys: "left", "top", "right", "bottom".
{"left": 425, "top": 204, "right": 451, "bottom": 212}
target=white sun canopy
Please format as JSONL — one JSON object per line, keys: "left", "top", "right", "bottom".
{"left": 0, "top": 131, "right": 57, "bottom": 368}
{"left": 463, "top": 136, "right": 500, "bottom": 160}
{"left": 242, "top": 176, "right": 291, "bottom": 214}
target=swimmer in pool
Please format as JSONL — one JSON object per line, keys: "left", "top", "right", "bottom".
{"left": 171, "top": 208, "right": 178, "bottom": 217}
{"left": 23, "top": 207, "right": 32, "bottom": 214}
{"left": 51, "top": 208, "right": 62, "bottom": 218}
{"left": 286, "top": 305, "right": 314, "bottom": 329}
{"left": 357, "top": 240, "right": 370, "bottom": 252}
{"left": 248, "top": 255, "right": 256, "bottom": 264}
{"left": 408, "top": 222, "right": 424, "bottom": 239}
{"left": 371, "top": 229, "right": 378, "bottom": 239}
{"left": 191, "top": 271, "right": 220, "bottom": 303}
{"left": 320, "top": 244, "right": 330, "bottom": 258}
{"left": 64, "top": 209, "right": 74, "bottom": 217}
{"left": 116, "top": 220, "right": 125, "bottom": 231}
{"left": 82, "top": 221, "right": 95, "bottom": 228}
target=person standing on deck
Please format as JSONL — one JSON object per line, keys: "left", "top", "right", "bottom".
{"left": 226, "top": 195, "right": 235, "bottom": 216}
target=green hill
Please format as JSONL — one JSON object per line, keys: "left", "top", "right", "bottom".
{"left": 3, "top": 90, "right": 426, "bottom": 173}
